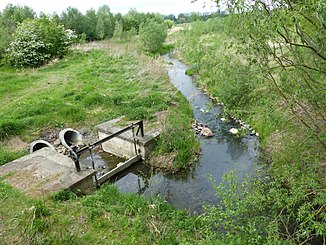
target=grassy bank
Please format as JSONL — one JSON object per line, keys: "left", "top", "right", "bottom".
{"left": 0, "top": 179, "right": 216, "bottom": 243}
{"left": 171, "top": 18, "right": 325, "bottom": 243}
{"left": 0, "top": 39, "right": 198, "bottom": 170}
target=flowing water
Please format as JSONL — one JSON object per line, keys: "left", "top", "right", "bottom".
{"left": 82, "top": 55, "right": 259, "bottom": 214}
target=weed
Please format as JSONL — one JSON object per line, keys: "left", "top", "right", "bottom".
{"left": 51, "top": 189, "right": 78, "bottom": 202}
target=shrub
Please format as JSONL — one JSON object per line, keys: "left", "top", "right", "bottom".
{"left": 6, "top": 17, "right": 76, "bottom": 67}
{"left": 138, "top": 20, "right": 167, "bottom": 54}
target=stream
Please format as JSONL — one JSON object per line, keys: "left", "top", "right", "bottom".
{"left": 82, "top": 55, "right": 259, "bottom": 214}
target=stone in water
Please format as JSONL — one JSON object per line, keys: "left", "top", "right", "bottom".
{"left": 201, "top": 127, "right": 213, "bottom": 137}
{"left": 229, "top": 128, "right": 239, "bottom": 134}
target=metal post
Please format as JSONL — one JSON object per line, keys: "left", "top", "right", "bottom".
{"left": 136, "top": 120, "right": 144, "bottom": 137}
{"left": 69, "top": 150, "right": 81, "bottom": 172}
{"left": 132, "top": 124, "right": 138, "bottom": 155}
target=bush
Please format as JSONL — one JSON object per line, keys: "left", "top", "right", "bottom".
{"left": 6, "top": 17, "right": 76, "bottom": 67}
{"left": 138, "top": 20, "right": 167, "bottom": 54}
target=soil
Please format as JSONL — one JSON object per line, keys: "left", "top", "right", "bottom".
{"left": 2, "top": 137, "right": 29, "bottom": 152}
{"left": 147, "top": 153, "right": 176, "bottom": 172}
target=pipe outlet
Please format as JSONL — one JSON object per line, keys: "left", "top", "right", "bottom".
{"left": 30, "top": 140, "right": 55, "bottom": 153}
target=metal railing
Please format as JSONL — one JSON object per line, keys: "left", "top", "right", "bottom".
{"left": 69, "top": 121, "right": 144, "bottom": 172}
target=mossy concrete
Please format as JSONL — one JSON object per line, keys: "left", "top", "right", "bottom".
{"left": 0, "top": 148, "right": 96, "bottom": 197}
{"left": 96, "top": 117, "right": 160, "bottom": 160}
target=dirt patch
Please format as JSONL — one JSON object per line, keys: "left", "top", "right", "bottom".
{"left": 168, "top": 26, "right": 187, "bottom": 35}
{"left": 147, "top": 153, "right": 176, "bottom": 172}
{"left": 153, "top": 110, "right": 168, "bottom": 131}
{"left": 262, "top": 130, "right": 286, "bottom": 163}
{"left": 2, "top": 137, "right": 29, "bottom": 152}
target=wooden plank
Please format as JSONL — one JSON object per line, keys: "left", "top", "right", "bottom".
{"left": 97, "top": 155, "right": 141, "bottom": 185}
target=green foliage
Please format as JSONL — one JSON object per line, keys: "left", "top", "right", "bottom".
{"left": 0, "top": 4, "right": 36, "bottom": 59}
{"left": 113, "top": 20, "right": 123, "bottom": 39}
{"left": 6, "top": 17, "right": 76, "bottom": 67}
{"left": 216, "top": 0, "right": 326, "bottom": 146}
{"left": 165, "top": 19, "right": 174, "bottom": 29}
{"left": 96, "top": 5, "right": 115, "bottom": 39}
{"left": 206, "top": 137, "right": 326, "bottom": 244}
{"left": 189, "top": 12, "right": 201, "bottom": 22}
{"left": 60, "top": 7, "right": 85, "bottom": 36}
{"left": 138, "top": 20, "right": 167, "bottom": 54}
{"left": 123, "top": 8, "right": 145, "bottom": 33}
{"left": 0, "top": 4, "right": 35, "bottom": 23}
{"left": 84, "top": 9, "right": 97, "bottom": 40}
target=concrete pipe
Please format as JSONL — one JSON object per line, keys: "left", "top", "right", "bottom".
{"left": 59, "top": 128, "right": 83, "bottom": 150}
{"left": 30, "top": 140, "right": 55, "bottom": 153}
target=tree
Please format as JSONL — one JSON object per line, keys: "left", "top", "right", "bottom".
{"left": 191, "top": 0, "right": 326, "bottom": 243}
{"left": 177, "top": 13, "right": 187, "bottom": 24}
{"left": 124, "top": 8, "right": 145, "bottom": 33}
{"left": 164, "top": 14, "right": 177, "bottom": 22}
{"left": 216, "top": 0, "right": 325, "bottom": 146}
{"left": 138, "top": 20, "right": 167, "bottom": 54}
{"left": 113, "top": 20, "right": 123, "bottom": 39}
{"left": 189, "top": 12, "right": 200, "bottom": 22}
{"left": 0, "top": 4, "right": 36, "bottom": 59}
{"left": 1, "top": 4, "right": 35, "bottom": 23}
{"left": 96, "top": 15, "right": 106, "bottom": 39}
{"left": 84, "top": 9, "right": 97, "bottom": 40}
{"left": 96, "top": 5, "right": 115, "bottom": 39}
{"left": 6, "top": 17, "right": 76, "bottom": 67}
{"left": 60, "top": 7, "right": 85, "bottom": 35}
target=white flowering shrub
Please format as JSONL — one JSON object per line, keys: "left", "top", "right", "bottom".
{"left": 6, "top": 18, "right": 76, "bottom": 67}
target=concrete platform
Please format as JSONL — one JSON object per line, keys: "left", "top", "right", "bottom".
{"left": 0, "top": 148, "right": 96, "bottom": 197}
{"left": 96, "top": 117, "right": 160, "bottom": 160}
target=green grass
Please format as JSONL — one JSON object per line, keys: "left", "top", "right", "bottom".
{"left": 0, "top": 40, "right": 199, "bottom": 169}
{"left": 0, "top": 180, "right": 216, "bottom": 243}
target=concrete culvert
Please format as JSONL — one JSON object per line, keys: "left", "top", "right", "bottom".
{"left": 59, "top": 128, "right": 83, "bottom": 150}
{"left": 30, "top": 140, "right": 55, "bottom": 153}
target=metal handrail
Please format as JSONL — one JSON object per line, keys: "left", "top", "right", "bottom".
{"left": 70, "top": 120, "right": 144, "bottom": 172}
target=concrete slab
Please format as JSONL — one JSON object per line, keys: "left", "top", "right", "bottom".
{"left": 97, "top": 155, "right": 141, "bottom": 185}
{"left": 0, "top": 148, "right": 96, "bottom": 197}
{"left": 96, "top": 117, "right": 160, "bottom": 160}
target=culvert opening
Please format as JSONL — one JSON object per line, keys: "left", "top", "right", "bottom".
{"left": 59, "top": 128, "right": 83, "bottom": 150}
{"left": 30, "top": 140, "right": 55, "bottom": 153}
{"left": 64, "top": 131, "right": 82, "bottom": 146}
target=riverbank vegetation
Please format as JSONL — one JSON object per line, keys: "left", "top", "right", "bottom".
{"left": 172, "top": 0, "right": 325, "bottom": 243}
